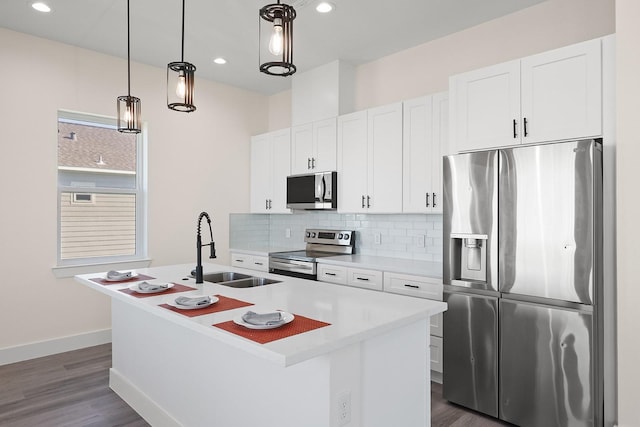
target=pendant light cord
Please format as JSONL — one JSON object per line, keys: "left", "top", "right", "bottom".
{"left": 181, "top": 0, "right": 185, "bottom": 62}
{"left": 127, "top": 0, "right": 131, "bottom": 97}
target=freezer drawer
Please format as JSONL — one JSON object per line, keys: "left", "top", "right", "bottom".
{"left": 499, "top": 299, "right": 595, "bottom": 427}
{"left": 443, "top": 291, "right": 498, "bottom": 417}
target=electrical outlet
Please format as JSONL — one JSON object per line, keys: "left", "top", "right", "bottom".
{"left": 337, "top": 391, "right": 351, "bottom": 426}
{"left": 285, "top": 228, "right": 291, "bottom": 238}
{"left": 417, "top": 234, "right": 425, "bottom": 248}
{"left": 374, "top": 233, "right": 381, "bottom": 245}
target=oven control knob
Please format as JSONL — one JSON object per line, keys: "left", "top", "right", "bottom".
{"left": 306, "top": 232, "right": 311, "bottom": 238}
{"left": 338, "top": 233, "right": 343, "bottom": 239}
{"left": 343, "top": 234, "right": 350, "bottom": 240}
{"left": 311, "top": 232, "right": 316, "bottom": 238}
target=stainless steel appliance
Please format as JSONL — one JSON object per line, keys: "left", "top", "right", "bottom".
{"left": 443, "top": 139, "right": 603, "bottom": 427}
{"left": 286, "top": 171, "right": 337, "bottom": 210}
{"left": 269, "top": 228, "right": 355, "bottom": 280}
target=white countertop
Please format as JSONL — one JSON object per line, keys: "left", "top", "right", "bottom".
{"left": 76, "top": 262, "right": 446, "bottom": 367}
{"left": 318, "top": 255, "right": 443, "bottom": 279}
{"left": 230, "top": 246, "right": 302, "bottom": 256}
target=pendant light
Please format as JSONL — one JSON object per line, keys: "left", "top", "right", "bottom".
{"left": 117, "top": 0, "right": 141, "bottom": 133}
{"left": 259, "top": 0, "right": 296, "bottom": 77}
{"left": 167, "top": 0, "right": 196, "bottom": 112}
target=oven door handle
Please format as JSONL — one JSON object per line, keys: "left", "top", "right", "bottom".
{"left": 269, "top": 260, "right": 314, "bottom": 270}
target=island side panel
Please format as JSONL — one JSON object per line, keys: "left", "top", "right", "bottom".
{"left": 109, "top": 299, "right": 332, "bottom": 427}
{"left": 361, "top": 320, "right": 430, "bottom": 427}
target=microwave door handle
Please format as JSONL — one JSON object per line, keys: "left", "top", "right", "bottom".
{"left": 321, "top": 176, "right": 327, "bottom": 201}
{"left": 315, "top": 175, "right": 323, "bottom": 202}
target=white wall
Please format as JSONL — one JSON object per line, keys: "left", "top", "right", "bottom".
{"left": 615, "top": 1, "right": 640, "bottom": 426}
{"left": 0, "top": 28, "right": 268, "bottom": 353}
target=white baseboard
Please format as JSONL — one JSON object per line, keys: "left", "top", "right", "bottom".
{"left": 110, "top": 368, "right": 181, "bottom": 427}
{"left": 0, "top": 329, "right": 112, "bottom": 366}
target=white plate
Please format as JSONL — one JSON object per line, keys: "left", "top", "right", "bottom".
{"left": 104, "top": 273, "right": 138, "bottom": 282}
{"left": 167, "top": 296, "right": 219, "bottom": 310}
{"left": 128, "top": 281, "right": 174, "bottom": 294}
{"left": 233, "top": 311, "right": 295, "bottom": 330}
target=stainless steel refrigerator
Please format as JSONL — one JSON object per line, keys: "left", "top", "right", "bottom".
{"left": 442, "top": 139, "right": 603, "bottom": 427}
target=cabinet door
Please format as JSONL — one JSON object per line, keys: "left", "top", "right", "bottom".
{"left": 402, "top": 96, "right": 433, "bottom": 213}
{"left": 269, "top": 129, "right": 291, "bottom": 213}
{"left": 290, "top": 123, "right": 313, "bottom": 175}
{"left": 337, "top": 110, "right": 368, "bottom": 212}
{"left": 450, "top": 60, "right": 520, "bottom": 152}
{"left": 312, "top": 117, "right": 337, "bottom": 172}
{"left": 250, "top": 134, "right": 272, "bottom": 213}
{"left": 368, "top": 102, "right": 403, "bottom": 213}
{"left": 520, "top": 38, "right": 602, "bottom": 143}
{"left": 430, "top": 92, "right": 449, "bottom": 214}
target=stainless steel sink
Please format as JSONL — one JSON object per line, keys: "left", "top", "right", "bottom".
{"left": 201, "top": 272, "right": 252, "bottom": 283}
{"left": 218, "top": 277, "right": 281, "bottom": 288}
{"left": 200, "top": 272, "right": 281, "bottom": 288}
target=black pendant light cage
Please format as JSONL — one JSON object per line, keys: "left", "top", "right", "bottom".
{"left": 167, "top": 0, "right": 196, "bottom": 112}
{"left": 117, "top": 0, "right": 142, "bottom": 133}
{"left": 259, "top": 1, "right": 296, "bottom": 77}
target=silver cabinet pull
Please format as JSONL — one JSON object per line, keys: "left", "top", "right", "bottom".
{"left": 265, "top": 199, "right": 269, "bottom": 210}
{"left": 524, "top": 117, "right": 529, "bottom": 137}
{"left": 268, "top": 199, "right": 272, "bottom": 209}
{"left": 308, "top": 158, "right": 311, "bottom": 169}
{"left": 311, "top": 157, "right": 316, "bottom": 169}
{"left": 426, "top": 193, "right": 430, "bottom": 207}
{"left": 433, "top": 192, "right": 437, "bottom": 208}
{"left": 254, "top": 262, "right": 263, "bottom": 266}
{"left": 366, "top": 195, "right": 371, "bottom": 208}
{"left": 234, "top": 259, "right": 244, "bottom": 263}
{"left": 513, "top": 119, "right": 517, "bottom": 139}
{"left": 362, "top": 195, "right": 365, "bottom": 208}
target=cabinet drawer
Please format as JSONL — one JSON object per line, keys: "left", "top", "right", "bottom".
{"left": 318, "top": 264, "right": 348, "bottom": 285}
{"left": 431, "top": 312, "right": 443, "bottom": 338}
{"left": 347, "top": 268, "right": 383, "bottom": 291}
{"left": 230, "top": 253, "right": 269, "bottom": 272}
{"left": 430, "top": 335, "right": 443, "bottom": 373}
{"left": 383, "top": 272, "right": 442, "bottom": 300}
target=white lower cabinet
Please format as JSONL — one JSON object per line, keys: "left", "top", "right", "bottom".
{"left": 230, "top": 252, "right": 269, "bottom": 272}
{"left": 383, "top": 271, "right": 444, "bottom": 375}
{"left": 318, "top": 264, "right": 383, "bottom": 291}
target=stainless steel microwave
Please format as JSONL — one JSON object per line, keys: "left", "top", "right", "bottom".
{"left": 286, "top": 171, "right": 337, "bottom": 210}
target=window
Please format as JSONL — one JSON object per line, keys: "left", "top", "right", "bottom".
{"left": 57, "top": 111, "right": 147, "bottom": 266}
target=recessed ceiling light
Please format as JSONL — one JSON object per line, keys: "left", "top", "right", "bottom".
{"left": 316, "top": 2, "right": 334, "bottom": 13}
{"left": 31, "top": 2, "right": 51, "bottom": 12}
{"left": 213, "top": 57, "right": 227, "bottom": 65}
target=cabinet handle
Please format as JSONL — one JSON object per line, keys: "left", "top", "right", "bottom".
{"left": 308, "top": 158, "right": 311, "bottom": 169}
{"left": 312, "top": 158, "right": 316, "bottom": 169}
{"left": 362, "top": 195, "right": 365, "bottom": 208}
{"left": 404, "top": 284, "right": 420, "bottom": 289}
{"left": 513, "top": 119, "right": 517, "bottom": 139}
{"left": 356, "top": 277, "right": 370, "bottom": 281}
{"left": 426, "top": 193, "right": 430, "bottom": 207}
{"left": 254, "top": 262, "right": 263, "bottom": 265}
{"left": 265, "top": 199, "right": 269, "bottom": 210}
{"left": 367, "top": 195, "right": 371, "bottom": 208}
{"left": 325, "top": 272, "right": 336, "bottom": 276}
{"left": 234, "top": 259, "right": 244, "bottom": 263}
{"left": 433, "top": 193, "right": 437, "bottom": 208}
{"left": 268, "top": 199, "right": 272, "bottom": 209}
{"left": 524, "top": 117, "right": 528, "bottom": 137}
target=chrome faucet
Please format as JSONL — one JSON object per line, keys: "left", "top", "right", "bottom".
{"left": 195, "top": 211, "right": 216, "bottom": 284}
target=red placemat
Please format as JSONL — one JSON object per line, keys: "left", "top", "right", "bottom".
{"left": 158, "top": 295, "right": 254, "bottom": 317}
{"left": 89, "top": 274, "right": 155, "bottom": 285}
{"left": 118, "top": 283, "right": 196, "bottom": 298}
{"left": 213, "top": 314, "right": 331, "bottom": 344}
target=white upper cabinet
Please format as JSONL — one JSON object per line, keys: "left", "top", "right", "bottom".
{"left": 450, "top": 38, "right": 602, "bottom": 152}
{"left": 402, "top": 92, "right": 449, "bottom": 214}
{"left": 290, "top": 117, "right": 337, "bottom": 175}
{"left": 250, "top": 129, "right": 291, "bottom": 213}
{"left": 337, "top": 103, "right": 403, "bottom": 213}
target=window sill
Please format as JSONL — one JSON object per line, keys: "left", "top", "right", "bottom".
{"left": 52, "top": 259, "right": 152, "bottom": 279}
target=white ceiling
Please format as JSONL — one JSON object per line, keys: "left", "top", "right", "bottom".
{"left": 0, "top": 0, "right": 545, "bottom": 95}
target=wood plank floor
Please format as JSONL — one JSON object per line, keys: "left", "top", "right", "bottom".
{"left": 1, "top": 344, "right": 511, "bottom": 426}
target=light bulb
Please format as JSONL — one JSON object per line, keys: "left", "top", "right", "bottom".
{"left": 123, "top": 107, "right": 132, "bottom": 123}
{"left": 268, "top": 19, "right": 284, "bottom": 56}
{"left": 176, "top": 73, "right": 186, "bottom": 99}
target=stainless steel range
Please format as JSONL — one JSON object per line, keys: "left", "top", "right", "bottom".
{"left": 269, "top": 228, "right": 355, "bottom": 280}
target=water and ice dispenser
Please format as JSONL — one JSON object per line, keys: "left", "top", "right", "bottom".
{"left": 449, "top": 233, "right": 488, "bottom": 284}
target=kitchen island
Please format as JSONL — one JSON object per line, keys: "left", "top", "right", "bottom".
{"left": 75, "top": 263, "right": 446, "bottom": 427}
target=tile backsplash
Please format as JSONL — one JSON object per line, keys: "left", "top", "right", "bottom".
{"left": 230, "top": 212, "right": 443, "bottom": 262}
